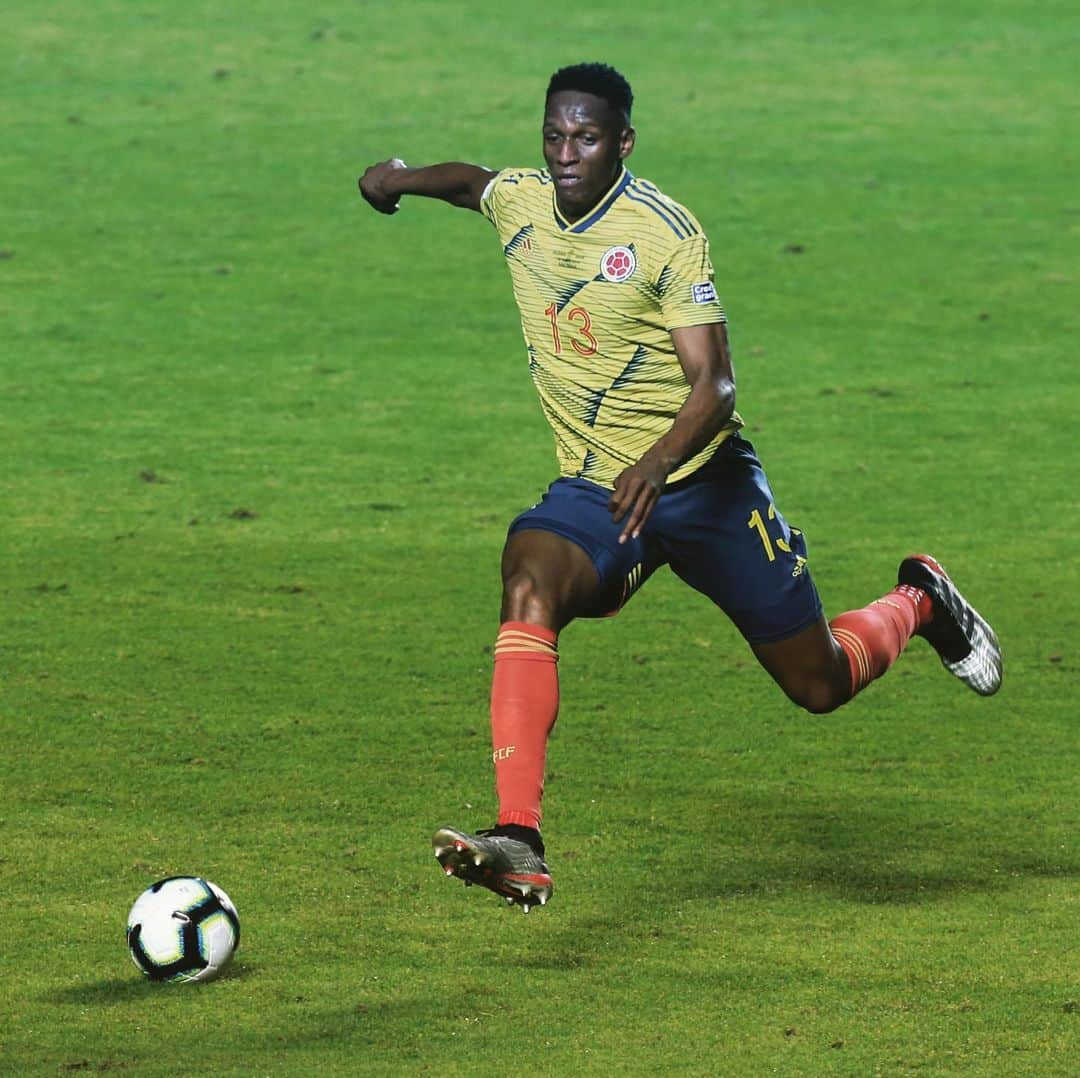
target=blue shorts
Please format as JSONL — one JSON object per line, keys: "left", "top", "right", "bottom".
{"left": 507, "top": 436, "right": 823, "bottom": 644}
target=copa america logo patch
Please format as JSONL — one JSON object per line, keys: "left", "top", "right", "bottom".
{"left": 691, "top": 282, "right": 718, "bottom": 304}
{"left": 600, "top": 245, "right": 636, "bottom": 282}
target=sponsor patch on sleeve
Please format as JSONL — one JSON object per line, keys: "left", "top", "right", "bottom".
{"left": 691, "top": 282, "right": 718, "bottom": 304}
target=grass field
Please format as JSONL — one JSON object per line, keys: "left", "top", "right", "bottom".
{"left": 2, "top": 1, "right": 1078, "bottom": 1073}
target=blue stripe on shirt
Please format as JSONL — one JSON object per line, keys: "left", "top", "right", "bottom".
{"left": 623, "top": 188, "right": 690, "bottom": 239}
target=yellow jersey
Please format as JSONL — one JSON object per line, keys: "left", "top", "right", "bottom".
{"left": 480, "top": 165, "right": 742, "bottom": 487}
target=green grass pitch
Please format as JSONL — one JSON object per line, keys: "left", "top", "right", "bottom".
{"left": 2, "top": 1, "right": 1077, "bottom": 1073}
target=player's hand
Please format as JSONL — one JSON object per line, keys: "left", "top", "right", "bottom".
{"left": 609, "top": 453, "right": 671, "bottom": 544}
{"left": 359, "top": 158, "right": 408, "bottom": 214}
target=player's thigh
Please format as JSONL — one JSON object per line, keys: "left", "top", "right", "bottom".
{"left": 500, "top": 528, "right": 602, "bottom": 628}
{"left": 655, "top": 437, "right": 822, "bottom": 645}
{"left": 504, "top": 477, "right": 663, "bottom": 625}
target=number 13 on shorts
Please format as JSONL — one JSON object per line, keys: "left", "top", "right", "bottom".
{"left": 748, "top": 503, "right": 807, "bottom": 576}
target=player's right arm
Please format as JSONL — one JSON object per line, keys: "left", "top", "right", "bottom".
{"left": 358, "top": 159, "right": 496, "bottom": 215}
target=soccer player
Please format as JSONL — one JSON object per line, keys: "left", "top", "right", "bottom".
{"left": 358, "top": 63, "right": 1002, "bottom": 913}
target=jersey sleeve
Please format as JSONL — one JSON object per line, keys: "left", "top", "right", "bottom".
{"left": 657, "top": 234, "right": 727, "bottom": 330}
{"left": 480, "top": 168, "right": 529, "bottom": 232}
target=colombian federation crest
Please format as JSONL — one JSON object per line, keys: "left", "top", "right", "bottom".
{"left": 600, "top": 245, "right": 636, "bottom": 282}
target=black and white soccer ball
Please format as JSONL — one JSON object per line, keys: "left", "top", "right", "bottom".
{"left": 126, "top": 876, "right": 240, "bottom": 983}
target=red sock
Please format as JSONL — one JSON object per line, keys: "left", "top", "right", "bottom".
{"left": 490, "top": 622, "right": 559, "bottom": 830}
{"left": 830, "top": 585, "right": 931, "bottom": 695}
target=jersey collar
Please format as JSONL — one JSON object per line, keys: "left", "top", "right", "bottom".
{"left": 552, "top": 167, "right": 632, "bottom": 234}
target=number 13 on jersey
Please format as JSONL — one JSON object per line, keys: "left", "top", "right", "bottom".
{"left": 544, "top": 303, "right": 598, "bottom": 357}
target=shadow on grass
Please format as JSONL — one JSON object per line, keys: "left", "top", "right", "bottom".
{"left": 667, "top": 795, "right": 1080, "bottom": 906}
{"left": 251, "top": 991, "right": 502, "bottom": 1056}
{"left": 45, "top": 977, "right": 154, "bottom": 1005}
{"left": 43, "top": 963, "right": 258, "bottom": 1005}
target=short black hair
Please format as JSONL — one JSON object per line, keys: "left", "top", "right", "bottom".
{"left": 546, "top": 62, "right": 633, "bottom": 125}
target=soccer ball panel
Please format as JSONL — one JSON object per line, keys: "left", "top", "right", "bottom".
{"left": 132, "top": 913, "right": 187, "bottom": 966}
{"left": 196, "top": 911, "right": 238, "bottom": 973}
{"left": 204, "top": 880, "right": 241, "bottom": 944}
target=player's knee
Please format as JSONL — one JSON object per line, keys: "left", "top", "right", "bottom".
{"left": 786, "top": 676, "right": 847, "bottom": 715}
{"left": 501, "top": 568, "right": 560, "bottom": 625}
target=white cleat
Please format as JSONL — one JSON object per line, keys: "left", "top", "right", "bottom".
{"left": 898, "top": 554, "right": 1002, "bottom": 695}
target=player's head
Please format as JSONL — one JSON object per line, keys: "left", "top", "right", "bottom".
{"left": 547, "top": 63, "right": 633, "bottom": 128}
{"left": 544, "top": 63, "right": 636, "bottom": 221}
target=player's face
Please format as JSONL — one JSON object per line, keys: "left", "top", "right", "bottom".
{"left": 543, "top": 91, "right": 635, "bottom": 221}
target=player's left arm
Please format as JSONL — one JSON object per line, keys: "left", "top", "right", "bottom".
{"left": 608, "top": 321, "right": 735, "bottom": 544}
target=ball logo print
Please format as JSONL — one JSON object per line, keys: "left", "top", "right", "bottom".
{"left": 600, "top": 245, "right": 636, "bottom": 282}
